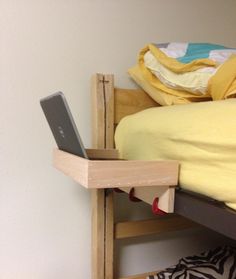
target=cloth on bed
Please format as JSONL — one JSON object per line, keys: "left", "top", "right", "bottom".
{"left": 115, "top": 99, "right": 236, "bottom": 210}
{"left": 147, "top": 246, "right": 236, "bottom": 279}
{"left": 128, "top": 43, "right": 236, "bottom": 106}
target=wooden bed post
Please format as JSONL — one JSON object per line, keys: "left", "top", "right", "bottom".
{"left": 91, "top": 74, "right": 115, "bottom": 279}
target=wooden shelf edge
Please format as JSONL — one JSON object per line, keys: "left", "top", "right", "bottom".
{"left": 86, "top": 148, "right": 119, "bottom": 160}
{"left": 53, "top": 149, "right": 179, "bottom": 190}
{"left": 53, "top": 148, "right": 89, "bottom": 188}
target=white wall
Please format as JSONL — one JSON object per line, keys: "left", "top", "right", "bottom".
{"left": 1, "top": 0, "right": 236, "bottom": 278}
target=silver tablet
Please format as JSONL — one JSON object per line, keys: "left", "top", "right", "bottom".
{"left": 40, "top": 92, "right": 88, "bottom": 158}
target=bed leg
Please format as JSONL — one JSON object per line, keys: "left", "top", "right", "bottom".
{"left": 91, "top": 189, "right": 106, "bottom": 279}
{"left": 105, "top": 190, "right": 114, "bottom": 279}
{"left": 91, "top": 73, "right": 115, "bottom": 278}
{"left": 91, "top": 189, "right": 114, "bottom": 279}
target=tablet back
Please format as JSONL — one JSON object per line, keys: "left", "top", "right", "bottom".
{"left": 40, "top": 92, "right": 88, "bottom": 159}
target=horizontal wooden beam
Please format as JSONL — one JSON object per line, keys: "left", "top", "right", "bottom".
{"left": 115, "top": 215, "right": 198, "bottom": 240}
{"left": 119, "top": 270, "right": 159, "bottom": 279}
{"left": 114, "top": 88, "right": 158, "bottom": 124}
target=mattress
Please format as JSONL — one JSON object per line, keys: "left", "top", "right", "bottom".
{"left": 115, "top": 99, "right": 236, "bottom": 210}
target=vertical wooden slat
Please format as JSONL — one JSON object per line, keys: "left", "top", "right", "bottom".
{"left": 104, "top": 74, "right": 115, "bottom": 149}
{"left": 105, "top": 191, "right": 114, "bottom": 279}
{"left": 91, "top": 189, "right": 105, "bottom": 279}
{"left": 91, "top": 73, "right": 106, "bottom": 149}
{"left": 104, "top": 74, "right": 115, "bottom": 279}
{"left": 91, "top": 73, "right": 106, "bottom": 279}
{"left": 91, "top": 73, "right": 115, "bottom": 279}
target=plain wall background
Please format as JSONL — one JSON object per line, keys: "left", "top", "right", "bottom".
{"left": 1, "top": 0, "right": 236, "bottom": 278}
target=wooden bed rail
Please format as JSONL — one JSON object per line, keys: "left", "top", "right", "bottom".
{"left": 115, "top": 216, "right": 198, "bottom": 240}
{"left": 114, "top": 87, "right": 158, "bottom": 124}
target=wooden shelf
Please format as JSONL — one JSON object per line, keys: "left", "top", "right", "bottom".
{"left": 53, "top": 148, "right": 179, "bottom": 212}
{"left": 53, "top": 148, "right": 179, "bottom": 189}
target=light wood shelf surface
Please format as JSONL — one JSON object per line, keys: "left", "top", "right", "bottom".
{"left": 53, "top": 148, "right": 179, "bottom": 190}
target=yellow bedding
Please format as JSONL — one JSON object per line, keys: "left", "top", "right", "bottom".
{"left": 115, "top": 99, "right": 236, "bottom": 210}
{"left": 129, "top": 44, "right": 236, "bottom": 106}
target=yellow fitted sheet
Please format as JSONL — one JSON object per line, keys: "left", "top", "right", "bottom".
{"left": 115, "top": 99, "right": 236, "bottom": 210}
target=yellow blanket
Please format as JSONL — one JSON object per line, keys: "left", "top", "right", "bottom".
{"left": 129, "top": 44, "right": 236, "bottom": 106}
{"left": 115, "top": 99, "right": 236, "bottom": 210}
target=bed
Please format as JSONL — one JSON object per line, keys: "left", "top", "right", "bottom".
{"left": 90, "top": 73, "right": 236, "bottom": 279}
{"left": 52, "top": 41, "right": 236, "bottom": 279}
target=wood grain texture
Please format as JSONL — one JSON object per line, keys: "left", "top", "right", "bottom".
{"left": 88, "top": 160, "right": 179, "bottom": 189}
{"left": 115, "top": 216, "right": 198, "bottom": 239}
{"left": 91, "top": 74, "right": 107, "bottom": 279}
{"left": 91, "top": 189, "right": 105, "bottom": 279}
{"left": 90, "top": 74, "right": 106, "bottom": 279}
{"left": 53, "top": 148, "right": 88, "bottom": 186}
{"left": 91, "top": 73, "right": 106, "bottom": 149}
{"left": 104, "top": 74, "right": 115, "bottom": 149}
{"left": 86, "top": 148, "right": 119, "bottom": 160}
{"left": 104, "top": 74, "right": 115, "bottom": 279}
{"left": 91, "top": 74, "right": 116, "bottom": 279}
{"left": 53, "top": 148, "right": 179, "bottom": 189}
{"left": 105, "top": 191, "right": 114, "bottom": 279}
{"left": 114, "top": 87, "right": 158, "bottom": 124}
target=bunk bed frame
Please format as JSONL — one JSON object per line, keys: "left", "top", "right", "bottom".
{"left": 90, "top": 73, "right": 236, "bottom": 279}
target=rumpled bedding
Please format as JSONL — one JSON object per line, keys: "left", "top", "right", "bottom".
{"left": 129, "top": 43, "right": 236, "bottom": 106}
